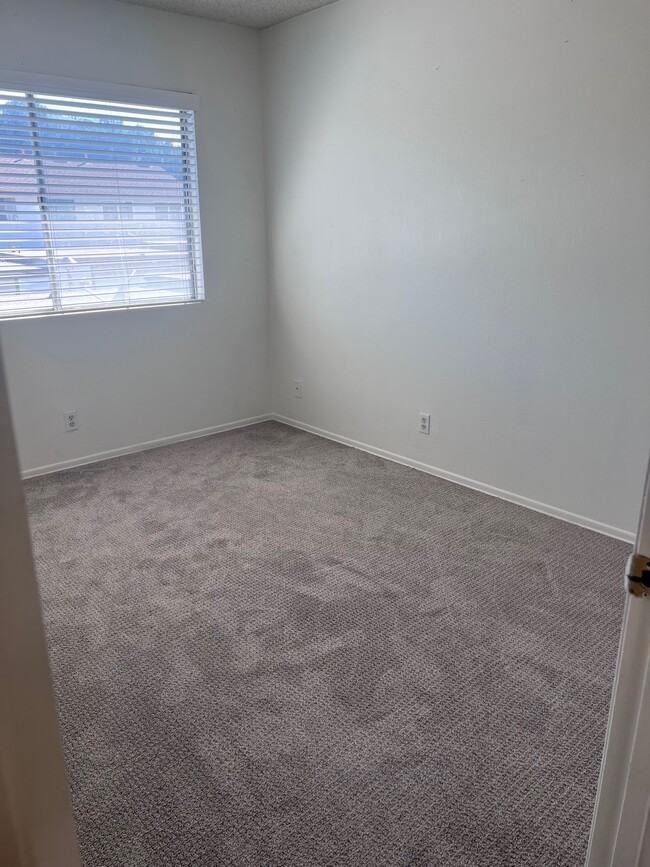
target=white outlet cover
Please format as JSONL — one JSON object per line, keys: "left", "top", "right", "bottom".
{"left": 293, "top": 380, "right": 303, "bottom": 398}
{"left": 64, "top": 410, "right": 79, "bottom": 431}
{"left": 419, "top": 412, "right": 431, "bottom": 435}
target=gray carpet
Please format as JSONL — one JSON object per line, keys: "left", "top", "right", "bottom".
{"left": 24, "top": 421, "right": 627, "bottom": 867}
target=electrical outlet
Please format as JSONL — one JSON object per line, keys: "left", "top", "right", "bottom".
{"left": 419, "top": 412, "right": 431, "bottom": 435}
{"left": 64, "top": 410, "right": 79, "bottom": 432}
{"left": 293, "top": 380, "right": 303, "bottom": 399}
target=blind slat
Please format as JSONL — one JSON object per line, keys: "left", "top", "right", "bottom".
{"left": 0, "top": 125, "right": 188, "bottom": 146}
{"left": 0, "top": 263, "right": 200, "bottom": 278}
{"left": 0, "top": 183, "right": 199, "bottom": 197}
{"left": 0, "top": 163, "right": 194, "bottom": 176}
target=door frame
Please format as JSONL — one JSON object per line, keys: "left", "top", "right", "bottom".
{"left": 0, "top": 344, "right": 81, "bottom": 866}
{"left": 586, "top": 456, "right": 650, "bottom": 867}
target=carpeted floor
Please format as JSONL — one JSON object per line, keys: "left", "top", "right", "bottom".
{"left": 24, "top": 421, "right": 627, "bottom": 867}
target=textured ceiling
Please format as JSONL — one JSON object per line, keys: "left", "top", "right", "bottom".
{"left": 115, "top": 0, "right": 341, "bottom": 29}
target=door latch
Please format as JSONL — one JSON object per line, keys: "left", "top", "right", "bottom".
{"left": 626, "top": 553, "right": 650, "bottom": 598}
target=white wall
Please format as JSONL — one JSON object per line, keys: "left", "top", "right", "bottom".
{"left": 0, "top": 0, "right": 270, "bottom": 472}
{"left": 263, "top": 0, "right": 650, "bottom": 536}
{"left": 1, "top": 0, "right": 648, "bottom": 538}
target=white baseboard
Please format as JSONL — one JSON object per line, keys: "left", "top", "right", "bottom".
{"left": 21, "top": 413, "right": 274, "bottom": 480}
{"left": 22, "top": 410, "right": 634, "bottom": 544}
{"left": 273, "top": 414, "right": 635, "bottom": 544}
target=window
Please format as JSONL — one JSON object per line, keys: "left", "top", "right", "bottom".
{"left": 155, "top": 202, "right": 182, "bottom": 221}
{"left": 0, "top": 196, "right": 18, "bottom": 221}
{"left": 49, "top": 198, "right": 76, "bottom": 221}
{"left": 0, "top": 81, "right": 204, "bottom": 318}
{"left": 102, "top": 203, "right": 119, "bottom": 221}
{"left": 103, "top": 202, "right": 134, "bottom": 221}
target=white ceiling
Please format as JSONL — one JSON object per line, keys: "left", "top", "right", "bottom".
{"left": 115, "top": 0, "right": 341, "bottom": 29}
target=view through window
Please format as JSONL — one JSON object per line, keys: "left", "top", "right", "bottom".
{"left": 0, "top": 87, "right": 204, "bottom": 318}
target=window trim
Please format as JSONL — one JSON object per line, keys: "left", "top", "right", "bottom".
{"left": 0, "top": 298, "right": 205, "bottom": 323}
{"left": 0, "top": 71, "right": 204, "bottom": 321}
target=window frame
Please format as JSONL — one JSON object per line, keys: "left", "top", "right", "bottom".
{"left": 0, "top": 196, "right": 18, "bottom": 222}
{"left": 0, "top": 70, "right": 203, "bottom": 321}
{"left": 48, "top": 199, "right": 76, "bottom": 222}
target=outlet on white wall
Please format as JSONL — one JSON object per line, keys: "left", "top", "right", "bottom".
{"left": 419, "top": 412, "right": 431, "bottom": 435}
{"left": 64, "top": 410, "right": 79, "bottom": 432}
{"left": 293, "top": 380, "right": 303, "bottom": 398}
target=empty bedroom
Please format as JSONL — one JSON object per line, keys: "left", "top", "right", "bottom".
{"left": 0, "top": 0, "right": 649, "bottom": 866}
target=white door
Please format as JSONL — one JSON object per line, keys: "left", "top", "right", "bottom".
{"left": 586, "top": 455, "right": 650, "bottom": 867}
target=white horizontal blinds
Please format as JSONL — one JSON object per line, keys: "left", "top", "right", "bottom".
{"left": 0, "top": 87, "right": 204, "bottom": 318}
